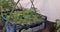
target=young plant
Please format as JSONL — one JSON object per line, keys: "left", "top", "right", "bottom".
{"left": 6, "top": 9, "right": 45, "bottom": 25}
{"left": 55, "top": 19, "right": 60, "bottom": 32}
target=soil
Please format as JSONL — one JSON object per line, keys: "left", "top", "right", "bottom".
{"left": 0, "top": 22, "right": 3, "bottom": 30}
{"left": 36, "top": 21, "right": 56, "bottom": 32}
{"left": 0, "top": 22, "right": 3, "bottom": 32}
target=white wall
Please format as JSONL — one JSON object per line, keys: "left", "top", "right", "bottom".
{"left": 14, "top": 0, "right": 60, "bottom": 22}
{"left": 40, "top": 0, "right": 60, "bottom": 22}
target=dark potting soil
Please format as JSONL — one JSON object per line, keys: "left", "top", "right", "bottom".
{"left": 0, "top": 23, "right": 3, "bottom": 32}
{"left": 0, "top": 22, "right": 3, "bottom": 30}
{"left": 36, "top": 21, "right": 56, "bottom": 32}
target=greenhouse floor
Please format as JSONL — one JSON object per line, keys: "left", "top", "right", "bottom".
{"left": 36, "top": 21, "right": 56, "bottom": 32}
